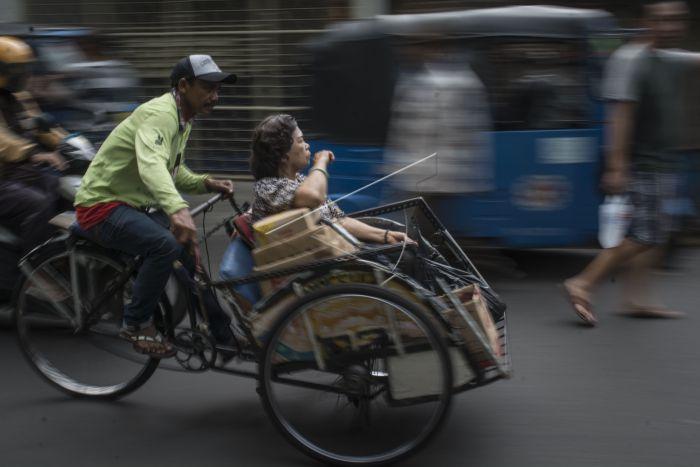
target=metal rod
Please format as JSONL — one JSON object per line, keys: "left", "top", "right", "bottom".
{"left": 267, "top": 153, "right": 437, "bottom": 236}
{"left": 210, "top": 366, "right": 259, "bottom": 379}
{"left": 190, "top": 193, "right": 223, "bottom": 218}
{"left": 269, "top": 375, "right": 351, "bottom": 395}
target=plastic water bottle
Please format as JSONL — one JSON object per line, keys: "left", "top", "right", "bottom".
{"left": 598, "top": 195, "right": 632, "bottom": 249}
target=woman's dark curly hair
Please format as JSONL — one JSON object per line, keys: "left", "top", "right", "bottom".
{"left": 250, "top": 114, "right": 298, "bottom": 180}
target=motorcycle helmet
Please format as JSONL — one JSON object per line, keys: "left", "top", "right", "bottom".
{"left": 0, "top": 36, "right": 35, "bottom": 92}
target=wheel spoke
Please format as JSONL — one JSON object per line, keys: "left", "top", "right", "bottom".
{"left": 259, "top": 284, "right": 452, "bottom": 466}
{"left": 16, "top": 246, "right": 159, "bottom": 399}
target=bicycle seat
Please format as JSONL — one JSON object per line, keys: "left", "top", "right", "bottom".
{"left": 49, "top": 210, "right": 95, "bottom": 240}
{"left": 49, "top": 211, "right": 77, "bottom": 231}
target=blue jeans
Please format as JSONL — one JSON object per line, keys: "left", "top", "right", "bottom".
{"left": 90, "top": 205, "right": 186, "bottom": 327}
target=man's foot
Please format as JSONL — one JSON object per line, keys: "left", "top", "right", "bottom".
{"left": 563, "top": 278, "right": 597, "bottom": 326}
{"left": 119, "top": 323, "right": 176, "bottom": 358}
{"left": 619, "top": 305, "right": 685, "bottom": 320}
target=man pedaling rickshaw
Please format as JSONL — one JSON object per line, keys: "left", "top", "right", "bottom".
{"left": 73, "top": 54, "right": 237, "bottom": 358}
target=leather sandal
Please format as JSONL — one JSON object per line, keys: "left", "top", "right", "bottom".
{"left": 119, "top": 324, "right": 177, "bottom": 359}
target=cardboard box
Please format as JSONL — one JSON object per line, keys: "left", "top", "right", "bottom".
{"left": 260, "top": 295, "right": 405, "bottom": 366}
{"left": 253, "top": 208, "right": 320, "bottom": 246}
{"left": 254, "top": 244, "right": 342, "bottom": 295}
{"left": 250, "top": 273, "right": 451, "bottom": 371}
{"left": 252, "top": 225, "right": 356, "bottom": 266}
{"left": 441, "top": 284, "right": 502, "bottom": 366}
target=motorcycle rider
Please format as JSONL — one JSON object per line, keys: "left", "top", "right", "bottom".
{"left": 0, "top": 36, "right": 68, "bottom": 301}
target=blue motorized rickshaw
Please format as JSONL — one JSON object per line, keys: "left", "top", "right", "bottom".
{"left": 306, "top": 6, "right": 621, "bottom": 248}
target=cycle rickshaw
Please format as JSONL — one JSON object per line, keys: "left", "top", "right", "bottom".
{"left": 13, "top": 194, "right": 511, "bottom": 466}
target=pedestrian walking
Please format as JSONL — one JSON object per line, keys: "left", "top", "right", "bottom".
{"left": 564, "top": 0, "right": 691, "bottom": 325}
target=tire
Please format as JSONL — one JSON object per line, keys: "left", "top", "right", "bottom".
{"left": 258, "top": 284, "right": 453, "bottom": 466}
{"left": 14, "top": 240, "right": 160, "bottom": 400}
{"left": 0, "top": 242, "right": 19, "bottom": 328}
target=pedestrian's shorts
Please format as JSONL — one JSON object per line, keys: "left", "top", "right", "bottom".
{"left": 626, "top": 171, "right": 680, "bottom": 246}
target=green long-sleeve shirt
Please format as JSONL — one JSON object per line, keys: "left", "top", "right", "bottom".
{"left": 75, "top": 92, "right": 209, "bottom": 214}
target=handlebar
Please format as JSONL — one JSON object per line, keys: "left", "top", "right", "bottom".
{"left": 189, "top": 192, "right": 247, "bottom": 219}
{"left": 190, "top": 193, "right": 224, "bottom": 217}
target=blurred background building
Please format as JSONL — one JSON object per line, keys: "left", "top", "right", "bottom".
{"left": 1, "top": 0, "right": 698, "bottom": 176}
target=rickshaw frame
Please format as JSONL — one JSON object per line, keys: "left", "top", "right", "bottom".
{"left": 207, "top": 196, "right": 511, "bottom": 391}
{"left": 13, "top": 194, "right": 511, "bottom": 466}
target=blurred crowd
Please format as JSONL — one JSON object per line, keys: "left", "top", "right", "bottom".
{"left": 0, "top": 28, "right": 140, "bottom": 301}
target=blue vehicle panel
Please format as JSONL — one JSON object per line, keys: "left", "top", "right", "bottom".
{"left": 314, "top": 127, "right": 604, "bottom": 247}
{"left": 307, "top": 6, "right": 621, "bottom": 248}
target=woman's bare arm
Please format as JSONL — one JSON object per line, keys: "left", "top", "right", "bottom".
{"left": 292, "top": 150, "right": 334, "bottom": 209}
{"left": 338, "top": 217, "right": 413, "bottom": 244}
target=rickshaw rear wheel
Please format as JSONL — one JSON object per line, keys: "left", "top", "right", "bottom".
{"left": 259, "top": 283, "right": 453, "bottom": 466}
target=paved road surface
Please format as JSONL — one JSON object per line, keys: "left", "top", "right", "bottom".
{"left": 1, "top": 192, "right": 699, "bottom": 466}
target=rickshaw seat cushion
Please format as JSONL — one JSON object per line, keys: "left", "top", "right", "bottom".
{"left": 219, "top": 235, "right": 261, "bottom": 304}
{"left": 233, "top": 212, "right": 255, "bottom": 248}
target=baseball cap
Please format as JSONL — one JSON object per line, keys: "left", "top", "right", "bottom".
{"left": 170, "top": 54, "right": 237, "bottom": 86}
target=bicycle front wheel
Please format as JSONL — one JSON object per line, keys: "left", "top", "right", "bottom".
{"left": 14, "top": 242, "right": 159, "bottom": 400}
{"left": 259, "top": 284, "right": 453, "bottom": 466}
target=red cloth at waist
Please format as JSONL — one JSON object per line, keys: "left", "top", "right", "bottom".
{"left": 75, "top": 202, "right": 126, "bottom": 230}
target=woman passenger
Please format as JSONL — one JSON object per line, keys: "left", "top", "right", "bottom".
{"left": 250, "top": 114, "right": 411, "bottom": 245}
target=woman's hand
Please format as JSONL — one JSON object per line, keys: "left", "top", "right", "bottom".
{"left": 385, "top": 230, "right": 416, "bottom": 245}
{"left": 337, "top": 217, "right": 416, "bottom": 245}
{"left": 313, "top": 150, "right": 334, "bottom": 166}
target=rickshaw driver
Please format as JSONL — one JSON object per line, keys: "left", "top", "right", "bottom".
{"left": 74, "top": 55, "right": 237, "bottom": 357}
